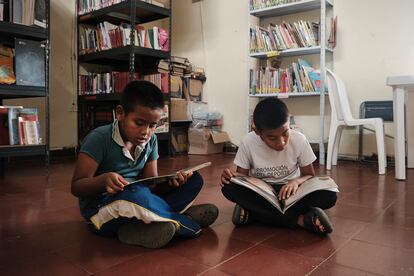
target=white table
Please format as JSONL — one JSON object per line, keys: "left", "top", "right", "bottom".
{"left": 386, "top": 75, "right": 414, "bottom": 180}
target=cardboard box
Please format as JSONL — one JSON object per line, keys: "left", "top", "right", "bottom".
{"left": 171, "top": 98, "right": 190, "bottom": 121}
{"left": 188, "top": 128, "right": 230, "bottom": 155}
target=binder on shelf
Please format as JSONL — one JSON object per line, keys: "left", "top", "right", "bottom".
{"left": 15, "top": 38, "right": 45, "bottom": 87}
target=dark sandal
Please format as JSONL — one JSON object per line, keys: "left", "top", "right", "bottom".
{"left": 232, "top": 204, "right": 250, "bottom": 227}
{"left": 303, "top": 207, "right": 333, "bottom": 235}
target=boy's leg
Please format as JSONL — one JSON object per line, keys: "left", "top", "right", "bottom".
{"left": 287, "top": 190, "right": 338, "bottom": 214}
{"left": 159, "top": 172, "right": 219, "bottom": 228}
{"left": 222, "top": 183, "right": 298, "bottom": 228}
{"left": 158, "top": 171, "right": 203, "bottom": 213}
{"left": 84, "top": 183, "right": 202, "bottom": 238}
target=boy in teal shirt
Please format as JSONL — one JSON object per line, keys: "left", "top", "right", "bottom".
{"left": 72, "top": 81, "right": 218, "bottom": 248}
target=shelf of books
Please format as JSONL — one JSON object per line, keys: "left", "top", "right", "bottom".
{"left": 248, "top": 0, "right": 335, "bottom": 164}
{"left": 77, "top": 0, "right": 172, "bottom": 154}
{"left": 0, "top": 85, "right": 46, "bottom": 98}
{"left": 78, "top": 0, "right": 170, "bottom": 25}
{"left": 0, "top": 21, "right": 47, "bottom": 40}
{"left": 249, "top": 46, "right": 333, "bottom": 59}
{"left": 0, "top": 0, "right": 50, "bottom": 164}
{"left": 250, "top": 0, "right": 333, "bottom": 17}
{"left": 78, "top": 46, "right": 169, "bottom": 63}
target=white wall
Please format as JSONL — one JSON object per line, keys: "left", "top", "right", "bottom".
{"left": 173, "top": 0, "right": 414, "bottom": 157}
{"left": 172, "top": 0, "right": 249, "bottom": 145}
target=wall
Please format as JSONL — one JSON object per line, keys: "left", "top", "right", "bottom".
{"left": 173, "top": 0, "right": 414, "bottom": 157}
{"left": 172, "top": 0, "right": 249, "bottom": 145}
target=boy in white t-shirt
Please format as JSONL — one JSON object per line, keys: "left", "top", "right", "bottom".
{"left": 221, "top": 97, "right": 337, "bottom": 235}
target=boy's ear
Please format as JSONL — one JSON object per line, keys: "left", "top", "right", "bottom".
{"left": 115, "top": 105, "right": 125, "bottom": 120}
{"left": 252, "top": 125, "right": 260, "bottom": 136}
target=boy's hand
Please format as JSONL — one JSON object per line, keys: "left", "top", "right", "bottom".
{"left": 221, "top": 168, "right": 236, "bottom": 186}
{"left": 169, "top": 171, "right": 193, "bottom": 188}
{"left": 278, "top": 180, "right": 299, "bottom": 200}
{"left": 103, "top": 172, "right": 129, "bottom": 195}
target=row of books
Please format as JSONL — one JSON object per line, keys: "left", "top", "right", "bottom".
{"left": 250, "top": 0, "right": 301, "bottom": 10}
{"left": 78, "top": 0, "right": 166, "bottom": 15}
{"left": 249, "top": 58, "right": 321, "bottom": 94}
{"left": 78, "top": 72, "right": 168, "bottom": 95}
{"left": 0, "top": 106, "right": 42, "bottom": 146}
{"left": 250, "top": 18, "right": 336, "bottom": 53}
{"left": 0, "top": 39, "right": 45, "bottom": 86}
{"left": 79, "top": 23, "right": 168, "bottom": 55}
{"left": 81, "top": 103, "right": 169, "bottom": 135}
{"left": 0, "top": 0, "right": 46, "bottom": 28}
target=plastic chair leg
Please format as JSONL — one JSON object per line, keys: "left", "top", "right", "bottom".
{"left": 326, "top": 123, "right": 339, "bottom": 170}
{"left": 332, "top": 126, "right": 343, "bottom": 166}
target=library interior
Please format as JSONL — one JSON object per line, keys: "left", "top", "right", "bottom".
{"left": 0, "top": 0, "right": 413, "bottom": 275}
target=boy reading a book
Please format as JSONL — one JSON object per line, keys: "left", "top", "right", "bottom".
{"left": 221, "top": 97, "right": 337, "bottom": 235}
{"left": 71, "top": 81, "right": 218, "bottom": 248}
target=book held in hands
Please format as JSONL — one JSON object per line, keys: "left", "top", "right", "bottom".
{"left": 230, "top": 175, "right": 339, "bottom": 214}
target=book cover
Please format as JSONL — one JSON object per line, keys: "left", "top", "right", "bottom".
{"left": 15, "top": 38, "right": 45, "bottom": 86}
{"left": 128, "top": 162, "right": 211, "bottom": 191}
{"left": 33, "top": 0, "right": 46, "bottom": 28}
{"left": 8, "top": 107, "right": 22, "bottom": 145}
{"left": 230, "top": 175, "right": 339, "bottom": 214}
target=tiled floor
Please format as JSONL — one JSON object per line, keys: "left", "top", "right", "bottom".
{"left": 1, "top": 154, "right": 414, "bottom": 275}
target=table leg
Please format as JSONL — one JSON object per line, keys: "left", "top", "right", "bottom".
{"left": 407, "top": 89, "right": 414, "bottom": 168}
{"left": 394, "top": 87, "right": 406, "bottom": 180}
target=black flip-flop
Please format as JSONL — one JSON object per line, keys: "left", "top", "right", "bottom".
{"left": 303, "top": 207, "right": 333, "bottom": 235}
{"left": 232, "top": 204, "right": 250, "bottom": 227}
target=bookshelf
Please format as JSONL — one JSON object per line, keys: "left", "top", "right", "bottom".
{"left": 76, "top": 0, "right": 172, "bottom": 152}
{"left": 0, "top": 1, "right": 50, "bottom": 165}
{"left": 248, "top": 0, "right": 334, "bottom": 164}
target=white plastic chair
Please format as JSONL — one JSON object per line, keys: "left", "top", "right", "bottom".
{"left": 326, "top": 69, "right": 386, "bottom": 174}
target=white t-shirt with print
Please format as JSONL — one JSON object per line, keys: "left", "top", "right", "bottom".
{"left": 234, "top": 129, "right": 316, "bottom": 180}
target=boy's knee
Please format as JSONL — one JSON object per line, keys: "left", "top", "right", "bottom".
{"left": 323, "top": 191, "right": 338, "bottom": 209}
{"left": 187, "top": 171, "right": 203, "bottom": 192}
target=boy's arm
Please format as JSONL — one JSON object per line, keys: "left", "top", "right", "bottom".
{"left": 278, "top": 163, "right": 315, "bottom": 200}
{"left": 141, "top": 159, "right": 158, "bottom": 178}
{"left": 221, "top": 166, "right": 249, "bottom": 186}
{"left": 71, "top": 153, "right": 128, "bottom": 197}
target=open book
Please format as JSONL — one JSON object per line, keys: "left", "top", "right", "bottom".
{"left": 128, "top": 162, "right": 211, "bottom": 191}
{"left": 230, "top": 175, "right": 339, "bottom": 214}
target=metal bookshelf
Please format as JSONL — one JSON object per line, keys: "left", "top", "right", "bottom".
{"left": 248, "top": 0, "right": 334, "bottom": 164}
{"left": 0, "top": 1, "right": 50, "bottom": 169}
{"left": 77, "top": 0, "right": 172, "bottom": 153}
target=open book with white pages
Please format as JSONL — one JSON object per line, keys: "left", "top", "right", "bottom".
{"left": 230, "top": 175, "right": 339, "bottom": 214}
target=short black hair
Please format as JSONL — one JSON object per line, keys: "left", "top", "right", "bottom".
{"left": 253, "top": 97, "right": 289, "bottom": 132}
{"left": 120, "top": 80, "right": 164, "bottom": 114}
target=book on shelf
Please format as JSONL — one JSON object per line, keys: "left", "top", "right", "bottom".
{"left": 230, "top": 175, "right": 339, "bottom": 214}
{"left": 249, "top": 58, "right": 322, "bottom": 95}
{"left": 155, "top": 104, "right": 169, "bottom": 133}
{"left": 15, "top": 38, "right": 45, "bottom": 87}
{"left": 17, "top": 108, "right": 41, "bottom": 145}
{"left": 128, "top": 162, "right": 211, "bottom": 191}
{"left": 0, "top": 45, "right": 16, "bottom": 84}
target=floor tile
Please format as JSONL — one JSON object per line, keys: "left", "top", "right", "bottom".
{"left": 309, "top": 259, "right": 380, "bottom": 276}
{"left": 329, "top": 240, "right": 414, "bottom": 275}
{"left": 216, "top": 245, "right": 321, "bottom": 276}
{"left": 166, "top": 225, "right": 255, "bottom": 266}
{"left": 94, "top": 250, "right": 209, "bottom": 276}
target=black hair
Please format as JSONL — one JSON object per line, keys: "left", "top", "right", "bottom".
{"left": 120, "top": 80, "right": 164, "bottom": 114}
{"left": 253, "top": 97, "right": 289, "bottom": 132}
